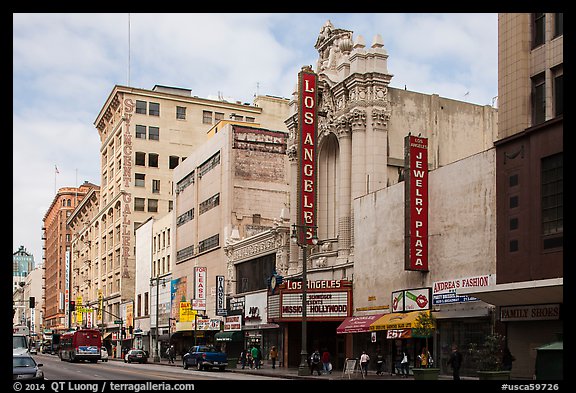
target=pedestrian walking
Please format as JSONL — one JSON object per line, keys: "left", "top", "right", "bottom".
{"left": 418, "top": 347, "right": 429, "bottom": 368}
{"left": 321, "top": 349, "right": 331, "bottom": 374}
{"left": 251, "top": 345, "right": 259, "bottom": 369}
{"left": 309, "top": 349, "right": 322, "bottom": 375}
{"left": 269, "top": 346, "right": 278, "bottom": 369}
{"left": 400, "top": 351, "right": 409, "bottom": 377}
{"left": 166, "top": 345, "right": 175, "bottom": 364}
{"left": 375, "top": 351, "right": 385, "bottom": 375}
{"left": 360, "top": 351, "right": 370, "bottom": 376}
{"left": 502, "top": 346, "right": 515, "bottom": 371}
{"left": 240, "top": 348, "right": 247, "bottom": 369}
{"left": 447, "top": 344, "right": 463, "bottom": 380}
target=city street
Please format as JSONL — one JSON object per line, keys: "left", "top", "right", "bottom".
{"left": 33, "top": 353, "right": 281, "bottom": 381}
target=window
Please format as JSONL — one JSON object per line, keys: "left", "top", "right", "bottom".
{"left": 137, "top": 294, "right": 141, "bottom": 317}
{"left": 148, "top": 199, "right": 158, "bottom": 213}
{"left": 246, "top": 116, "right": 255, "bottom": 123}
{"left": 149, "top": 153, "right": 159, "bottom": 167}
{"left": 532, "top": 13, "right": 545, "bottom": 48}
{"left": 531, "top": 73, "right": 546, "bottom": 125}
{"left": 135, "top": 152, "right": 146, "bottom": 166}
{"left": 149, "top": 102, "right": 160, "bottom": 116}
{"left": 135, "top": 173, "right": 145, "bottom": 187}
{"left": 198, "top": 234, "right": 219, "bottom": 253}
{"left": 203, "top": 110, "right": 212, "bottom": 124}
{"left": 152, "top": 179, "right": 160, "bottom": 193}
{"left": 554, "top": 13, "right": 563, "bottom": 37}
{"left": 149, "top": 126, "right": 159, "bottom": 141}
{"left": 169, "top": 156, "right": 180, "bottom": 169}
{"left": 176, "top": 208, "right": 194, "bottom": 226}
{"left": 176, "top": 244, "right": 195, "bottom": 263}
{"left": 136, "top": 100, "right": 147, "bottom": 115}
{"left": 169, "top": 200, "right": 173, "bottom": 212}
{"left": 136, "top": 125, "right": 146, "bottom": 139}
{"left": 509, "top": 218, "right": 519, "bottom": 230}
{"left": 554, "top": 73, "right": 563, "bottom": 117}
{"left": 134, "top": 198, "right": 145, "bottom": 212}
{"left": 541, "top": 153, "right": 563, "bottom": 236}
{"left": 199, "top": 193, "right": 220, "bottom": 214}
{"left": 144, "top": 292, "right": 149, "bottom": 316}
{"left": 198, "top": 152, "right": 220, "bottom": 177}
{"left": 215, "top": 112, "right": 224, "bottom": 122}
{"left": 231, "top": 114, "right": 244, "bottom": 121}
{"left": 176, "top": 106, "right": 186, "bottom": 120}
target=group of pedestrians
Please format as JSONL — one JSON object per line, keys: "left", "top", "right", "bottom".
{"left": 309, "top": 349, "right": 332, "bottom": 375}
{"left": 240, "top": 344, "right": 264, "bottom": 369}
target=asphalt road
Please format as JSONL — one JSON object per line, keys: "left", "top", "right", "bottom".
{"left": 33, "top": 353, "right": 281, "bottom": 381}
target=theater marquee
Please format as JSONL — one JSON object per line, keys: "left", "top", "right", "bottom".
{"left": 404, "top": 135, "right": 429, "bottom": 271}
{"left": 268, "top": 279, "right": 352, "bottom": 322}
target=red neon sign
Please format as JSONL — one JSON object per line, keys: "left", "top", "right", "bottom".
{"left": 298, "top": 68, "right": 318, "bottom": 244}
{"left": 405, "top": 135, "right": 429, "bottom": 271}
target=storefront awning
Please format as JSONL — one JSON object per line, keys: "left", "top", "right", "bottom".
{"left": 102, "top": 332, "right": 112, "bottom": 340}
{"left": 336, "top": 314, "right": 386, "bottom": 334}
{"left": 370, "top": 310, "right": 429, "bottom": 331}
{"left": 455, "top": 278, "right": 563, "bottom": 307}
{"left": 215, "top": 331, "right": 244, "bottom": 342}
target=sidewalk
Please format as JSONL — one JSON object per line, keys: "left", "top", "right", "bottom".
{"left": 111, "top": 356, "right": 476, "bottom": 380}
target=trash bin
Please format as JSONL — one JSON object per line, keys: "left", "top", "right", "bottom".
{"left": 535, "top": 333, "right": 563, "bottom": 380}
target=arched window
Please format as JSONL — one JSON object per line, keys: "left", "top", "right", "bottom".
{"left": 317, "top": 133, "right": 339, "bottom": 239}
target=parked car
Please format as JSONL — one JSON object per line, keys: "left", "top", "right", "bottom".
{"left": 13, "top": 354, "right": 44, "bottom": 380}
{"left": 124, "top": 349, "right": 148, "bottom": 364}
{"left": 182, "top": 345, "right": 228, "bottom": 371}
{"left": 100, "top": 347, "right": 109, "bottom": 362}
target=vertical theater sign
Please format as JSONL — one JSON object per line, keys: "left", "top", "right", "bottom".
{"left": 297, "top": 66, "right": 318, "bottom": 243}
{"left": 404, "top": 135, "right": 429, "bottom": 271}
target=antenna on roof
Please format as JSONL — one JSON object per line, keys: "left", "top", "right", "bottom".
{"left": 128, "top": 13, "right": 131, "bottom": 86}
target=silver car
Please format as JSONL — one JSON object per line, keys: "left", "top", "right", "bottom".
{"left": 13, "top": 354, "right": 44, "bottom": 380}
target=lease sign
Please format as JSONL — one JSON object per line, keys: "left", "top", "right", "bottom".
{"left": 404, "top": 135, "right": 429, "bottom": 271}
{"left": 298, "top": 67, "right": 318, "bottom": 244}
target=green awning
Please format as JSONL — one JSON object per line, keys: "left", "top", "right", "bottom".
{"left": 214, "top": 331, "right": 244, "bottom": 342}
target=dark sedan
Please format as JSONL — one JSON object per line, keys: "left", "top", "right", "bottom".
{"left": 13, "top": 354, "right": 44, "bottom": 380}
{"left": 124, "top": 349, "right": 148, "bottom": 364}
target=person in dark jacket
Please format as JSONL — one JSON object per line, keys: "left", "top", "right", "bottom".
{"left": 447, "top": 344, "right": 463, "bottom": 380}
{"left": 502, "top": 346, "right": 515, "bottom": 371}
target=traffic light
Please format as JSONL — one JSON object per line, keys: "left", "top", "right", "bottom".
{"left": 29, "top": 297, "right": 35, "bottom": 309}
{"left": 69, "top": 300, "right": 76, "bottom": 312}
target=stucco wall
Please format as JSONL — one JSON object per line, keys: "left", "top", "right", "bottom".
{"left": 353, "top": 148, "right": 496, "bottom": 312}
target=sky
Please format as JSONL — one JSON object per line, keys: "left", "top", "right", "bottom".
{"left": 13, "top": 13, "right": 498, "bottom": 265}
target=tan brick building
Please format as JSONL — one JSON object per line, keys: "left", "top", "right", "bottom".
{"left": 85, "top": 84, "right": 289, "bottom": 352}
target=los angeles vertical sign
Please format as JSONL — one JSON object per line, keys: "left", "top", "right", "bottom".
{"left": 404, "top": 135, "right": 429, "bottom": 271}
{"left": 297, "top": 67, "right": 318, "bottom": 244}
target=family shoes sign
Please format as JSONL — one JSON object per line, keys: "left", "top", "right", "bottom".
{"left": 404, "top": 134, "right": 429, "bottom": 271}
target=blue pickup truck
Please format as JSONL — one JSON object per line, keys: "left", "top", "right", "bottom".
{"left": 182, "top": 345, "right": 228, "bottom": 371}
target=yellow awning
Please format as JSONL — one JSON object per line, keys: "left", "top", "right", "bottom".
{"left": 370, "top": 310, "right": 430, "bottom": 331}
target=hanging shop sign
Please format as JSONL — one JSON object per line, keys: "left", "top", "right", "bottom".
{"left": 216, "top": 275, "right": 227, "bottom": 316}
{"left": 404, "top": 135, "right": 429, "bottom": 271}
{"left": 392, "top": 287, "right": 431, "bottom": 312}
{"left": 432, "top": 275, "right": 493, "bottom": 305}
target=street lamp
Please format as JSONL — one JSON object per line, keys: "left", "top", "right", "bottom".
{"left": 290, "top": 223, "right": 318, "bottom": 376}
{"left": 150, "top": 276, "right": 170, "bottom": 363}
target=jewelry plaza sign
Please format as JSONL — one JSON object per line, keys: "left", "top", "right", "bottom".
{"left": 404, "top": 135, "right": 429, "bottom": 271}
